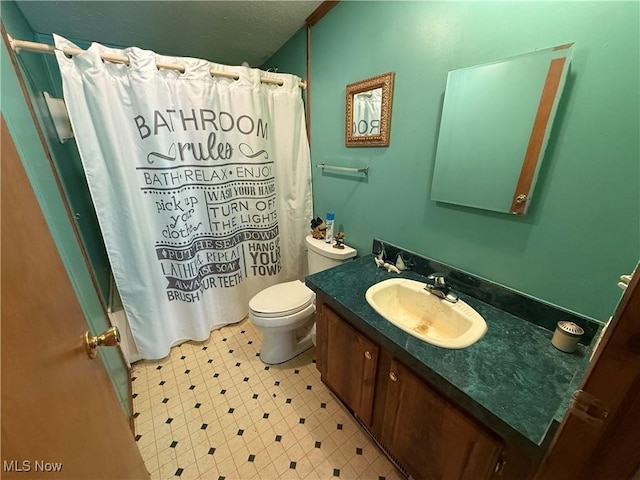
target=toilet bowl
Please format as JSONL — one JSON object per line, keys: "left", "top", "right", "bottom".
{"left": 249, "top": 280, "right": 316, "bottom": 364}
{"left": 249, "top": 235, "right": 357, "bottom": 364}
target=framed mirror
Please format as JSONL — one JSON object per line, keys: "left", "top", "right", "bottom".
{"left": 431, "top": 45, "right": 573, "bottom": 215}
{"left": 346, "top": 72, "right": 395, "bottom": 147}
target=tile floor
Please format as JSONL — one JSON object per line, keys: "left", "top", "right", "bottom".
{"left": 131, "top": 318, "right": 404, "bottom": 480}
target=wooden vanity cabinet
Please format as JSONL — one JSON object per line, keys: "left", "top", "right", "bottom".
{"left": 316, "top": 299, "right": 504, "bottom": 480}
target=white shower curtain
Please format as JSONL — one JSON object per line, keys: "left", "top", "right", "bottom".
{"left": 55, "top": 35, "right": 312, "bottom": 359}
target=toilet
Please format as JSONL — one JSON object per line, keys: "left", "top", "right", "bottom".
{"left": 249, "top": 235, "right": 357, "bottom": 364}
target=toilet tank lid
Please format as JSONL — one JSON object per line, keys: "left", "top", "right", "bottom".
{"left": 249, "top": 280, "right": 314, "bottom": 315}
{"left": 305, "top": 235, "right": 357, "bottom": 260}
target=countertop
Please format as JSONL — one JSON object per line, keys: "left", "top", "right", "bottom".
{"left": 306, "top": 255, "right": 592, "bottom": 454}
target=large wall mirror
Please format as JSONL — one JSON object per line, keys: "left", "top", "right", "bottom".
{"left": 431, "top": 44, "right": 574, "bottom": 215}
{"left": 346, "top": 72, "right": 395, "bottom": 147}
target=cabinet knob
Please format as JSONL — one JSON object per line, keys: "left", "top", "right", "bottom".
{"left": 389, "top": 372, "right": 398, "bottom": 382}
{"left": 494, "top": 458, "right": 507, "bottom": 475}
{"left": 364, "top": 351, "right": 372, "bottom": 360}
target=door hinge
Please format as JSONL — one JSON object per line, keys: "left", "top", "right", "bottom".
{"left": 570, "top": 389, "right": 609, "bottom": 427}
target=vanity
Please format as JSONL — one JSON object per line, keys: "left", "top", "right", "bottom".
{"left": 306, "top": 240, "right": 598, "bottom": 480}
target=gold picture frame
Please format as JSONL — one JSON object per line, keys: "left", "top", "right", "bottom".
{"left": 345, "top": 72, "right": 395, "bottom": 147}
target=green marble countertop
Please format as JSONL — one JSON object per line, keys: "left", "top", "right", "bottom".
{"left": 306, "top": 255, "right": 592, "bottom": 454}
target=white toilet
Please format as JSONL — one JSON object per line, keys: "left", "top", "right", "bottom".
{"left": 249, "top": 235, "right": 357, "bottom": 364}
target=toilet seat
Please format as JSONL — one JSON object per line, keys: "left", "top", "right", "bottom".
{"left": 249, "top": 280, "right": 315, "bottom": 318}
{"left": 249, "top": 303, "right": 316, "bottom": 330}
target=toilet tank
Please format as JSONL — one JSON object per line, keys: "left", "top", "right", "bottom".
{"left": 305, "top": 235, "right": 357, "bottom": 274}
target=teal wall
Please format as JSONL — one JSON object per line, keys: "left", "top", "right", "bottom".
{"left": 34, "top": 31, "right": 113, "bottom": 304}
{"left": 263, "top": 26, "right": 307, "bottom": 80}
{"left": 1, "top": 3, "right": 111, "bottom": 303}
{"left": 1, "top": 0, "right": 130, "bottom": 415}
{"left": 266, "top": 1, "right": 640, "bottom": 322}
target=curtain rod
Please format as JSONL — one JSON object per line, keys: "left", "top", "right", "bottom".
{"left": 8, "top": 35, "right": 307, "bottom": 89}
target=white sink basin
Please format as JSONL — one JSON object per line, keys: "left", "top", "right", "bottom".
{"left": 365, "top": 278, "right": 487, "bottom": 349}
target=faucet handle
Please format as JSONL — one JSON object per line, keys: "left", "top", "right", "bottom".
{"left": 427, "top": 273, "right": 447, "bottom": 286}
{"left": 425, "top": 273, "right": 458, "bottom": 303}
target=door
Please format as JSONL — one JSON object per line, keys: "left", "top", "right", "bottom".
{"left": 382, "top": 359, "right": 501, "bottom": 480}
{"left": 1, "top": 117, "right": 149, "bottom": 479}
{"left": 536, "top": 269, "right": 640, "bottom": 479}
{"left": 318, "top": 301, "right": 379, "bottom": 425}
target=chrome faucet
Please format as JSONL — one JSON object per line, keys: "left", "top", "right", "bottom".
{"left": 425, "top": 273, "right": 458, "bottom": 303}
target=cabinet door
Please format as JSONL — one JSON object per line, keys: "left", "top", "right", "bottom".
{"left": 320, "top": 304, "right": 379, "bottom": 425}
{"left": 382, "top": 359, "right": 501, "bottom": 480}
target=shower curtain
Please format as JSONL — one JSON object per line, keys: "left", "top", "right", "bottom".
{"left": 55, "top": 35, "right": 312, "bottom": 359}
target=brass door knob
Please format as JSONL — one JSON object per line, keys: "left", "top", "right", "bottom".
{"left": 364, "top": 351, "right": 372, "bottom": 360}
{"left": 389, "top": 372, "right": 398, "bottom": 382}
{"left": 84, "top": 326, "right": 121, "bottom": 359}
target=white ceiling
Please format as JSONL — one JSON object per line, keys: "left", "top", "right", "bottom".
{"left": 15, "top": 1, "right": 323, "bottom": 67}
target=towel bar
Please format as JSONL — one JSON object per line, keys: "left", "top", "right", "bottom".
{"left": 317, "top": 163, "right": 369, "bottom": 174}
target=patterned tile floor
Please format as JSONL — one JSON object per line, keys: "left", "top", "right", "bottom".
{"left": 131, "top": 318, "right": 403, "bottom": 480}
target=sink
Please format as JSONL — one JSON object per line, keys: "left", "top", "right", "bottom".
{"left": 365, "top": 278, "right": 487, "bottom": 349}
